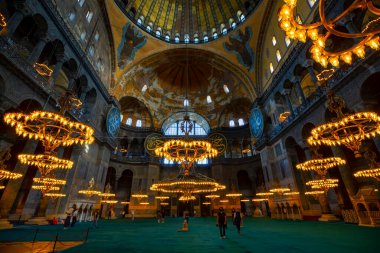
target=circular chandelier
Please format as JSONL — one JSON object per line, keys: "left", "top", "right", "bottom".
{"left": 252, "top": 198, "right": 269, "bottom": 202}
{"left": 99, "top": 183, "right": 116, "bottom": 198}
{"left": 284, "top": 191, "right": 299, "bottom": 196}
{"left": 160, "top": 202, "right": 169, "bottom": 206}
{"left": 226, "top": 192, "right": 243, "bottom": 198}
{"left": 32, "top": 185, "right": 60, "bottom": 191}
{"left": 269, "top": 187, "right": 291, "bottom": 195}
{"left": 131, "top": 193, "right": 148, "bottom": 199}
{"left": 150, "top": 172, "right": 225, "bottom": 195}
{"left": 205, "top": 194, "right": 220, "bottom": 199}
{"left": 33, "top": 177, "right": 66, "bottom": 186}
{"left": 179, "top": 193, "right": 196, "bottom": 202}
{"left": 354, "top": 149, "right": 380, "bottom": 181}
{"left": 256, "top": 192, "right": 274, "bottom": 197}
{"left": 305, "top": 190, "right": 325, "bottom": 196}
{"left": 306, "top": 179, "right": 339, "bottom": 191}
{"left": 18, "top": 153, "right": 73, "bottom": 177}
{"left": 4, "top": 111, "right": 94, "bottom": 152}
{"left": 78, "top": 178, "right": 101, "bottom": 197}
{"left": 202, "top": 202, "right": 211, "bottom": 205}
{"left": 307, "top": 91, "right": 380, "bottom": 158}
{"left": 0, "top": 169, "right": 22, "bottom": 180}
{"left": 278, "top": 0, "right": 380, "bottom": 68}
{"left": 45, "top": 192, "right": 66, "bottom": 198}
{"left": 139, "top": 202, "right": 149, "bottom": 205}
{"left": 155, "top": 196, "right": 170, "bottom": 200}
{"left": 296, "top": 157, "right": 346, "bottom": 176}
{"left": 102, "top": 200, "right": 118, "bottom": 204}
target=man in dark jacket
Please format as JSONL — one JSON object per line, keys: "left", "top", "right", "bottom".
{"left": 216, "top": 207, "right": 227, "bottom": 238}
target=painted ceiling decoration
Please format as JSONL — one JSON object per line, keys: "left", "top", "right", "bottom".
{"left": 117, "top": 22, "right": 147, "bottom": 69}
{"left": 115, "top": 48, "right": 255, "bottom": 128}
{"left": 224, "top": 26, "right": 255, "bottom": 72}
{"left": 114, "top": 0, "right": 261, "bottom": 44}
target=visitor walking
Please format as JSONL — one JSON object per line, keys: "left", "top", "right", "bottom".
{"left": 92, "top": 211, "right": 99, "bottom": 228}
{"left": 64, "top": 207, "right": 73, "bottom": 229}
{"left": 131, "top": 210, "right": 135, "bottom": 221}
{"left": 71, "top": 208, "right": 78, "bottom": 227}
{"left": 231, "top": 208, "right": 236, "bottom": 225}
{"left": 108, "top": 209, "right": 112, "bottom": 220}
{"left": 233, "top": 210, "right": 242, "bottom": 235}
{"left": 216, "top": 207, "right": 227, "bottom": 239}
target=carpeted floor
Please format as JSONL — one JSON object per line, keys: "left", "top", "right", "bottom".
{"left": 2, "top": 218, "right": 380, "bottom": 253}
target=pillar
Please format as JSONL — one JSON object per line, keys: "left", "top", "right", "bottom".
{"left": 6, "top": 10, "right": 25, "bottom": 38}
{"left": 303, "top": 59, "right": 322, "bottom": 93}
{"left": 49, "top": 55, "right": 65, "bottom": 87}
{"left": 283, "top": 90, "right": 294, "bottom": 115}
{"left": 291, "top": 76, "right": 307, "bottom": 105}
{"left": 332, "top": 147, "right": 358, "bottom": 197}
{"left": 0, "top": 140, "right": 39, "bottom": 218}
{"left": 27, "top": 36, "right": 48, "bottom": 63}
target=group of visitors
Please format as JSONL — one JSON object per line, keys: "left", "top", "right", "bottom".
{"left": 157, "top": 210, "right": 165, "bottom": 223}
{"left": 62, "top": 205, "right": 99, "bottom": 229}
{"left": 216, "top": 207, "right": 242, "bottom": 238}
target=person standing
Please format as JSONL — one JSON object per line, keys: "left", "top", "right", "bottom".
{"left": 233, "top": 210, "right": 242, "bottom": 235}
{"left": 64, "top": 207, "right": 73, "bottom": 229}
{"left": 92, "top": 211, "right": 99, "bottom": 228}
{"left": 131, "top": 210, "right": 135, "bottom": 221}
{"left": 216, "top": 207, "right": 227, "bottom": 239}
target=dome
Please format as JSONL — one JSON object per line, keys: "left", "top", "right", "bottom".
{"left": 114, "top": 0, "right": 259, "bottom": 44}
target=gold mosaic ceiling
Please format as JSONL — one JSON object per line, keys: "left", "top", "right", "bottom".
{"left": 114, "top": 0, "right": 259, "bottom": 43}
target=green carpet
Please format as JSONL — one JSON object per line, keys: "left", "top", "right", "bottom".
{"left": 2, "top": 218, "right": 380, "bottom": 253}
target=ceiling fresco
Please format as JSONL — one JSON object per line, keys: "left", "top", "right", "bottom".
{"left": 115, "top": 48, "right": 254, "bottom": 128}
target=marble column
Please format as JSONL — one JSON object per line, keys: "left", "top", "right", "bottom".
{"left": 282, "top": 90, "right": 294, "bottom": 115}
{"left": 49, "top": 55, "right": 65, "bottom": 87}
{"left": 27, "top": 36, "right": 48, "bottom": 63}
{"left": 0, "top": 140, "right": 39, "bottom": 218}
{"left": 5, "top": 10, "right": 25, "bottom": 38}
{"left": 303, "top": 59, "right": 322, "bottom": 93}
{"left": 291, "top": 76, "right": 307, "bottom": 105}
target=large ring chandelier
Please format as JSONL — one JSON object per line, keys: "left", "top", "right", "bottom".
{"left": 306, "top": 178, "right": 339, "bottom": 191}
{"left": 0, "top": 169, "right": 22, "bottom": 180}
{"left": 78, "top": 178, "right": 101, "bottom": 197}
{"left": 354, "top": 149, "right": 380, "bottom": 181}
{"left": 4, "top": 111, "right": 94, "bottom": 152}
{"left": 307, "top": 92, "right": 380, "bottom": 158}
{"left": 296, "top": 157, "right": 346, "bottom": 176}
{"left": 279, "top": 0, "right": 380, "bottom": 68}
{"left": 18, "top": 153, "right": 73, "bottom": 177}
{"left": 150, "top": 172, "right": 226, "bottom": 195}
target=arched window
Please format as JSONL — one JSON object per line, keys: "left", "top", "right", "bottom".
{"left": 141, "top": 84, "right": 148, "bottom": 93}
{"left": 223, "top": 85, "right": 230, "bottom": 93}
{"left": 285, "top": 36, "right": 291, "bottom": 47}
{"left": 86, "top": 11, "right": 93, "bottom": 23}
{"left": 183, "top": 99, "right": 190, "bottom": 107}
{"left": 308, "top": 0, "right": 317, "bottom": 7}
{"left": 94, "top": 32, "right": 100, "bottom": 41}
{"left": 78, "top": 0, "right": 85, "bottom": 7}
{"left": 229, "top": 120, "right": 236, "bottom": 127}
{"left": 184, "top": 34, "right": 190, "bottom": 43}
{"left": 213, "top": 32, "right": 218, "bottom": 39}
{"left": 203, "top": 35, "right": 208, "bottom": 42}
{"left": 269, "top": 63, "right": 274, "bottom": 73}
{"left": 206, "top": 95, "right": 212, "bottom": 104}
{"left": 136, "top": 119, "right": 142, "bottom": 127}
{"left": 222, "top": 27, "right": 228, "bottom": 35}
{"left": 165, "top": 34, "right": 170, "bottom": 41}
{"left": 126, "top": 118, "right": 132, "bottom": 126}
{"left": 68, "top": 12, "right": 76, "bottom": 22}
{"left": 276, "top": 50, "right": 282, "bottom": 62}
{"left": 80, "top": 31, "right": 86, "bottom": 41}
{"left": 89, "top": 45, "right": 95, "bottom": 57}
{"left": 156, "top": 30, "right": 161, "bottom": 37}
{"left": 238, "top": 118, "right": 244, "bottom": 126}
{"left": 272, "top": 36, "right": 277, "bottom": 46}
{"left": 146, "top": 25, "right": 152, "bottom": 32}
{"left": 175, "top": 36, "right": 180, "bottom": 43}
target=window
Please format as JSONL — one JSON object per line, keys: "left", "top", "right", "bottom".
{"left": 183, "top": 99, "right": 189, "bottom": 107}
{"left": 137, "top": 18, "right": 142, "bottom": 25}
{"left": 206, "top": 95, "right": 212, "bottom": 104}
{"left": 269, "top": 63, "right": 274, "bottom": 73}
{"left": 78, "top": 0, "right": 85, "bottom": 7}
{"left": 126, "top": 118, "right": 132, "bottom": 126}
{"left": 68, "top": 12, "right": 76, "bottom": 22}
{"left": 272, "top": 36, "right": 277, "bottom": 46}
{"left": 238, "top": 118, "right": 244, "bottom": 126}
{"left": 94, "top": 32, "right": 100, "bottom": 41}
{"left": 89, "top": 45, "right": 95, "bottom": 57}
{"left": 86, "top": 11, "right": 93, "bottom": 23}
{"left": 229, "top": 120, "right": 235, "bottom": 127}
{"left": 194, "top": 36, "right": 199, "bottom": 43}
{"left": 184, "top": 34, "right": 190, "bottom": 43}
{"left": 165, "top": 35, "right": 170, "bottom": 41}
{"left": 223, "top": 85, "right": 230, "bottom": 94}
{"left": 231, "top": 22, "right": 236, "bottom": 29}
{"left": 239, "top": 14, "right": 245, "bottom": 21}
{"left": 80, "top": 31, "right": 86, "bottom": 41}
{"left": 155, "top": 30, "right": 161, "bottom": 37}
{"left": 164, "top": 121, "right": 207, "bottom": 136}
{"left": 203, "top": 35, "right": 208, "bottom": 42}
{"left": 146, "top": 25, "right": 151, "bottom": 32}
{"left": 141, "top": 84, "right": 148, "bottom": 93}
{"left": 120, "top": 114, "right": 124, "bottom": 122}
{"left": 308, "top": 0, "right": 317, "bottom": 7}
{"left": 285, "top": 37, "right": 291, "bottom": 47}
{"left": 296, "top": 15, "right": 303, "bottom": 24}
{"left": 222, "top": 28, "right": 227, "bottom": 35}
{"left": 136, "top": 119, "right": 142, "bottom": 127}
{"left": 213, "top": 32, "right": 218, "bottom": 39}
{"left": 276, "top": 50, "right": 282, "bottom": 62}
{"left": 197, "top": 158, "right": 208, "bottom": 165}
{"left": 175, "top": 36, "right": 180, "bottom": 43}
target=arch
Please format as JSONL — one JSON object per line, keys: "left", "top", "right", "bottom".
{"left": 105, "top": 167, "right": 116, "bottom": 192}
{"left": 360, "top": 72, "right": 380, "bottom": 113}
{"left": 237, "top": 170, "right": 253, "bottom": 193}
{"left": 83, "top": 88, "right": 97, "bottom": 116}
{"left": 301, "top": 122, "right": 316, "bottom": 144}
{"left": 161, "top": 111, "right": 210, "bottom": 134}
{"left": 117, "top": 169, "right": 133, "bottom": 201}
{"left": 72, "top": 75, "right": 88, "bottom": 99}
{"left": 218, "top": 98, "right": 252, "bottom": 127}
{"left": 119, "top": 96, "right": 153, "bottom": 128}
